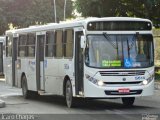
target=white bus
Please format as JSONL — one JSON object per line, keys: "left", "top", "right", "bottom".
{"left": 4, "top": 17, "right": 154, "bottom": 108}
{"left": 0, "top": 36, "right": 4, "bottom": 75}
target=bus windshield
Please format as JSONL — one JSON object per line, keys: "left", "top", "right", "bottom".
{"left": 85, "top": 34, "right": 154, "bottom": 68}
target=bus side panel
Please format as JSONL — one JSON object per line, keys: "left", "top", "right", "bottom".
{"left": 58, "top": 59, "right": 75, "bottom": 95}
{"left": 44, "top": 59, "right": 59, "bottom": 94}
{"left": 26, "top": 59, "right": 37, "bottom": 91}
{"left": 4, "top": 57, "right": 12, "bottom": 85}
{"left": 19, "top": 59, "right": 37, "bottom": 91}
{"left": 44, "top": 59, "right": 74, "bottom": 95}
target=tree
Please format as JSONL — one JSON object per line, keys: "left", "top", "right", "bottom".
{"left": 0, "top": 0, "right": 73, "bottom": 35}
{"left": 75, "top": 0, "right": 121, "bottom": 17}
{"left": 74, "top": 0, "right": 160, "bottom": 27}
{"left": 0, "top": 0, "right": 10, "bottom": 35}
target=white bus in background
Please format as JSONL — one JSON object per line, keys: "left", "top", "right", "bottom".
{"left": 4, "top": 17, "right": 154, "bottom": 108}
{"left": 0, "top": 36, "right": 4, "bottom": 76}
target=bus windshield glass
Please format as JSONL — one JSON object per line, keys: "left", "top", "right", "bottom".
{"left": 85, "top": 34, "right": 154, "bottom": 68}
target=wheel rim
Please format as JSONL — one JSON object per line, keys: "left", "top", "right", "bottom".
{"left": 66, "top": 81, "right": 72, "bottom": 108}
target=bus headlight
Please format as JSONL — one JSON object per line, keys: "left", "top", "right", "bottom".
{"left": 142, "top": 80, "right": 148, "bottom": 85}
{"left": 97, "top": 80, "right": 104, "bottom": 86}
{"left": 142, "top": 74, "right": 154, "bottom": 85}
{"left": 146, "top": 74, "right": 154, "bottom": 83}
{"left": 85, "top": 74, "right": 104, "bottom": 86}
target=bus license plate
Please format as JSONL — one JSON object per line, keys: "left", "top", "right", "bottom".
{"left": 118, "top": 88, "right": 130, "bottom": 93}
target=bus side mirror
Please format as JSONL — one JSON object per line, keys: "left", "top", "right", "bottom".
{"left": 80, "top": 36, "right": 86, "bottom": 48}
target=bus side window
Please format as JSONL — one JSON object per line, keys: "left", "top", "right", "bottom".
{"left": 55, "top": 30, "right": 63, "bottom": 58}
{"left": 18, "top": 35, "right": 27, "bottom": 57}
{"left": 64, "top": 29, "right": 74, "bottom": 58}
{"left": 46, "top": 31, "right": 55, "bottom": 57}
{"left": 27, "top": 33, "right": 36, "bottom": 57}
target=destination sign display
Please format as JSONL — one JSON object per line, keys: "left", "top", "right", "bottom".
{"left": 87, "top": 21, "right": 152, "bottom": 31}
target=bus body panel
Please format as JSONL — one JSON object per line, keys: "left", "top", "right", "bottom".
{"left": 44, "top": 58, "right": 74, "bottom": 95}
{"left": 83, "top": 66, "right": 154, "bottom": 98}
{"left": 44, "top": 59, "right": 64, "bottom": 95}
{"left": 5, "top": 57, "right": 12, "bottom": 85}
{"left": 17, "top": 58, "right": 37, "bottom": 91}
{"left": 26, "top": 59, "right": 37, "bottom": 91}
{"left": 83, "top": 79, "right": 154, "bottom": 98}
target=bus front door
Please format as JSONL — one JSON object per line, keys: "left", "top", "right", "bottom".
{"left": 0, "top": 42, "right": 3, "bottom": 75}
{"left": 12, "top": 37, "right": 18, "bottom": 87}
{"left": 36, "top": 34, "right": 45, "bottom": 90}
{"left": 75, "top": 30, "right": 84, "bottom": 95}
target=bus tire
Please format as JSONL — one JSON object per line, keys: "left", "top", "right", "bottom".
{"left": 122, "top": 97, "right": 135, "bottom": 107}
{"left": 65, "top": 80, "right": 75, "bottom": 108}
{"left": 22, "top": 75, "right": 30, "bottom": 99}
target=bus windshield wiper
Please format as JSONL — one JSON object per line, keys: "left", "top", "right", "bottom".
{"left": 103, "top": 32, "right": 117, "bottom": 49}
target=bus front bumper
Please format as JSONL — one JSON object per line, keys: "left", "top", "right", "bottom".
{"left": 83, "top": 80, "right": 154, "bottom": 98}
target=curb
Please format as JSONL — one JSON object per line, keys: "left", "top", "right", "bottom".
{"left": 0, "top": 99, "right": 5, "bottom": 108}
{"left": 155, "top": 82, "right": 160, "bottom": 90}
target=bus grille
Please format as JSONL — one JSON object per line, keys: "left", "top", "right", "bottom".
{"left": 104, "top": 81, "right": 142, "bottom": 85}
{"left": 99, "top": 70, "right": 145, "bottom": 76}
{"left": 105, "top": 90, "right": 142, "bottom": 95}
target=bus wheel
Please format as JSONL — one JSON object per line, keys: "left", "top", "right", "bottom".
{"left": 122, "top": 97, "right": 135, "bottom": 107}
{"left": 65, "top": 80, "right": 74, "bottom": 108}
{"left": 22, "top": 76, "right": 30, "bottom": 99}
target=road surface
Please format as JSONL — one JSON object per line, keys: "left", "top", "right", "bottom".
{"left": 0, "top": 81, "right": 159, "bottom": 120}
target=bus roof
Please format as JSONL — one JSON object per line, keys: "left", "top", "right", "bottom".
{"left": 6, "top": 17, "right": 152, "bottom": 34}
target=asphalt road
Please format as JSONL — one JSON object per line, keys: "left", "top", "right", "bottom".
{"left": 0, "top": 80, "right": 160, "bottom": 120}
